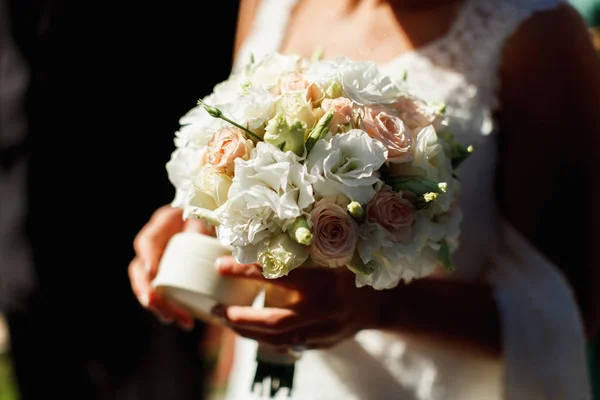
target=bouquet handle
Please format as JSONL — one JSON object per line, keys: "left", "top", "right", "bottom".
{"left": 151, "top": 232, "right": 262, "bottom": 324}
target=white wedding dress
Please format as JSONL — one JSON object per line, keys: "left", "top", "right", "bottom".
{"left": 224, "top": 0, "right": 592, "bottom": 399}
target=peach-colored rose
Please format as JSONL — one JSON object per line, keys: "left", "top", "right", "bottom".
{"left": 201, "top": 127, "right": 253, "bottom": 177}
{"left": 280, "top": 72, "right": 310, "bottom": 94}
{"left": 366, "top": 187, "right": 416, "bottom": 242}
{"left": 309, "top": 197, "right": 359, "bottom": 268}
{"left": 306, "top": 82, "right": 324, "bottom": 104}
{"left": 390, "top": 95, "right": 443, "bottom": 132}
{"left": 361, "top": 105, "right": 413, "bottom": 164}
{"left": 321, "top": 97, "right": 354, "bottom": 133}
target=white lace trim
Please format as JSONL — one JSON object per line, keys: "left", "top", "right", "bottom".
{"left": 383, "top": 0, "right": 569, "bottom": 144}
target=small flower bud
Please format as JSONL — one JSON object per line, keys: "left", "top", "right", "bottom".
{"left": 287, "top": 216, "right": 313, "bottom": 246}
{"left": 347, "top": 201, "right": 365, "bottom": 219}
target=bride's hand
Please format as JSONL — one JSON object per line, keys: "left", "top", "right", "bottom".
{"left": 128, "top": 205, "right": 214, "bottom": 331}
{"left": 212, "top": 256, "right": 383, "bottom": 350}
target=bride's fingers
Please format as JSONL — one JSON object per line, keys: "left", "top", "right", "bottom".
{"left": 133, "top": 206, "right": 184, "bottom": 280}
{"left": 129, "top": 258, "right": 174, "bottom": 323}
{"left": 147, "top": 291, "right": 195, "bottom": 331}
{"left": 212, "top": 305, "right": 302, "bottom": 333}
{"left": 128, "top": 257, "right": 153, "bottom": 307}
{"left": 215, "top": 256, "right": 265, "bottom": 280}
{"left": 215, "top": 256, "right": 306, "bottom": 290}
{"left": 128, "top": 257, "right": 194, "bottom": 329}
{"left": 229, "top": 321, "right": 344, "bottom": 349}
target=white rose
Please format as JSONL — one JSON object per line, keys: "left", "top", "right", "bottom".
{"left": 173, "top": 121, "right": 218, "bottom": 149}
{"left": 175, "top": 101, "right": 224, "bottom": 148}
{"left": 356, "top": 206, "right": 456, "bottom": 289}
{"left": 214, "top": 142, "right": 316, "bottom": 260}
{"left": 165, "top": 147, "right": 204, "bottom": 208}
{"left": 215, "top": 188, "right": 283, "bottom": 264}
{"left": 210, "top": 84, "right": 276, "bottom": 131}
{"left": 188, "top": 165, "right": 232, "bottom": 211}
{"left": 355, "top": 244, "right": 439, "bottom": 289}
{"left": 257, "top": 233, "right": 310, "bottom": 279}
{"left": 243, "top": 53, "right": 302, "bottom": 89}
{"left": 306, "top": 129, "right": 387, "bottom": 204}
{"left": 354, "top": 248, "right": 405, "bottom": 290}
{"left": 307, "top": 56, "right": 401, "bottom": 105}
{"left": 232, "top": 142, "right": 315, "bottom": 217}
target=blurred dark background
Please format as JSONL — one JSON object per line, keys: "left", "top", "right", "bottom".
{"left": 2, "top": 1, "right": 241, "bottom": 399}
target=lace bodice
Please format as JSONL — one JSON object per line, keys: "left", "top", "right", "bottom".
{"left": 226, "top": 0, "right": 592, "bottom": 399}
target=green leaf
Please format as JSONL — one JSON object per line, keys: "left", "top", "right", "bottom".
{"left": 305, "top": 108, "right": 335, "bottom": 154}
{"left": 346, "top": 252, "right": 375, "bottom": 275}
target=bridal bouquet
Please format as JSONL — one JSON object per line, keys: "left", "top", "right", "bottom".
{"left": 164, "top": 52, "right": 471, "bottom": 396}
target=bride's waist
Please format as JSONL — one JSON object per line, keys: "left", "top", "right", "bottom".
{"left": 353, "top": 329, "right": 502, "bottom": 367}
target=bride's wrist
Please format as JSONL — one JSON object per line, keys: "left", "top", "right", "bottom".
{"left": 357, "top": 285, "right": 393, "bottom": 331}
{"left": 362, "top": 283, "right": 414, "bottom": 333}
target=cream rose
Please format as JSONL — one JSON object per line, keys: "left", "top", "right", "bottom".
{"left": 309, "top": 196, "right": 359, "bottom": 268}
{"left": 366, "top": 186, "right": 416, "bottom": 242}
{"left": 274, "top": 92, "right": 316, "bottom": 131}
{"left": 321, "top": 97, "right": 354, "bottom": 133}
{"left": 201, "top": 127, "right": 253, "bottom": 177}
{"left": 258, "top": 233, "right": 310, "bottom": 279}
{"left": 189, "top": 165, "right": 232, "bottom": 211}
{"left": 361, "top": 105, "right": 413, "bottom": 164}
{"left": 279, "top": 72, "right": 310, "bottom": 94}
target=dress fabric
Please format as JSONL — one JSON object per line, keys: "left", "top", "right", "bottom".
{"left": 225, "top": 0, "right": 592, "bottom": 398}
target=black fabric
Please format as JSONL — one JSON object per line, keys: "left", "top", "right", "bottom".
{"left": 5, "top": 1, "right": 240, "bottom": 398}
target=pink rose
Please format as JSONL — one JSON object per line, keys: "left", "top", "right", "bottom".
{"left": 361, "top": 105, "right": 413, "bottom": 164}
{"left": 366, "top": 187, "right": 416, "bottom": 242}
{"left": 280, "top": 72, "right": 310, "bottom": 93}
{"left": 309, "top": 197, "right": 360, "bottom": 268}
{"left": 390, "top": 95, "right": 443, "bottom": 132}
{"left": 279, "top": 73, "right": 324, "bottom": 105}
{"left": 321, "top": 97, "right": 354, "bottom": 133}
{"left": 202, "top": 127, "right": 253, "bottom": 177}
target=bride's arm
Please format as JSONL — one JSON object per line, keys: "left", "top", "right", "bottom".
{"left": 494, "top": 4, "right": 600, "bottom": 340}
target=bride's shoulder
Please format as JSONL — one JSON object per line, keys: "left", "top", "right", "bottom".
{"left": 498, "top": 3, "right": 598, "bottom": 116}
{"left": 504, "top": 3, "right": 591, "bottom": 55}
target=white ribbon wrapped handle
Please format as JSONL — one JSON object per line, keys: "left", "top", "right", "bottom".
{"left": 151, "top": 232, "right": 262, "bottom": 324}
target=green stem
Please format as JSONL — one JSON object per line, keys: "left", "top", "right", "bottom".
{"left": 197, "top": 99, "right": 262, "bottom": 142}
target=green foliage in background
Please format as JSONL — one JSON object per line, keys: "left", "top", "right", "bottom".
{"left": 0, "top": 353, "right": 17, "bottom": 400}
{"left": 590, "top": 335, "right": 600, "bottom": 400}
{"left": 572, "top": 0, "right": 600, "bottom": 27}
